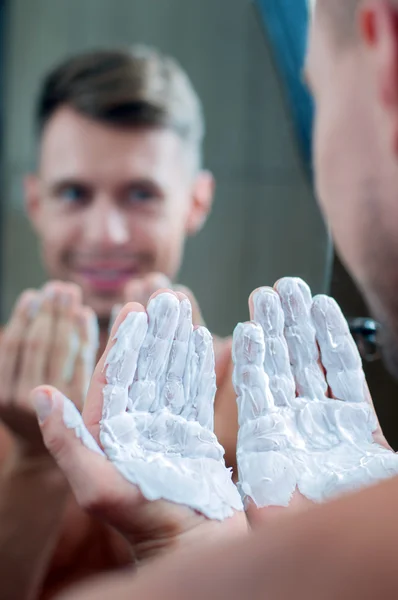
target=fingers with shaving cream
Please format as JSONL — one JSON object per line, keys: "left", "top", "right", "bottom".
{"left": 128, "top": 293, "right": 180, "bottom": 413}
{"left": 161, "top": 297, "right": 193, "bottom": 416}
{"left": 181, "top": 327, "right": 216, "bottom": 430}
{"left": 87, "top": 293, "right": 242, "bottom": 520}
{"left": 250, "top": 288, "right": 295, "bottom": 407}
{"left": 235, "top": 278, "right": 398, "bottom": 510}
{"left": 232, "top": 321, "right": 274, "bottom": 425}
{"left": 103, "top": 310, "right": 148, "bottom": 419}
{"left": 312, "top": 295, "right": 366, "bottom": 403}
{"left": 275, "top": 278, "right": 327, "bottom": 400}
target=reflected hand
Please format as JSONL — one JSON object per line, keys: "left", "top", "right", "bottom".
{"left": 32, "top": 290, "right": 246, "bottom": 564}
{"left": 0, "top": 281, "right": 98, "bottom": 457}
{"left": 119, "top": 273, "right": 206, "bottom": 328}
{"left": 232, "top": 277, "right": 398, "bottom": 527}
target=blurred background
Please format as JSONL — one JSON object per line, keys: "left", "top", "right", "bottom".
{"left": 0, "top": 0, "right": 328, "bottom": 334}
{"left": 1, "top": 0, "right": 397, "bottom": 444}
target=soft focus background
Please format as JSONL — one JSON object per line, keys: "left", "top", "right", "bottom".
{"left": 2, "top": 0, "right": 398, "bottom": 446}
{"left": 1, "top": 0, "right": 329, "bottom": 335}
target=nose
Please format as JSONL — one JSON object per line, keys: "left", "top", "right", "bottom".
{"left": 84, "top": 198, "right": 130, "bottom": 247}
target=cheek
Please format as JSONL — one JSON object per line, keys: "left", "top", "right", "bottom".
{"left": 126, "top": 210, "right": 186, "bottom": 250}
{"left": 313, "top": 102, "right": 343, "bottom": 215}
{"left": 314, "top": 91, "right": 362, "bottom": 219}
{"left": 40, "top": 213, "right": 80, "bottom": 255}
{"left": 312, "top": 102, "right": 365, "bottom": 270}
{"left": 313, "top": 71, "right": 376, "bottom": 212}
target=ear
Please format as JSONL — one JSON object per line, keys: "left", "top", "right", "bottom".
{"left": 185, "top": 170, "right": 215, "bottom": 236}
{"left": 360, "top": 1, "right": 398, "bottom": 151}
{"left": 24, "top": 173, "right": 43, "bottom": 233}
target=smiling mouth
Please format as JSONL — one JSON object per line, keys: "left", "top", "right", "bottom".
{"left": 76, "top": 267, "right": 139, "bottom": 291}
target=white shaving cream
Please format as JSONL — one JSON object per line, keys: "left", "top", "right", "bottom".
{"left": 64, "top": 293, "right": 242, "bottom": 520}
{"left": 234, "top": 278, "right": 398, "bottom": 508}
{"left": 101, "top": 294, "right": 242, "bottom": 520}
{"left": 62, "top": 395, "right": 104, "bottom": 456}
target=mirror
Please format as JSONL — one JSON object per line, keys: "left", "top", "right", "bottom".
{"left": 1, "top": 0, "right": 328, "bottom": 336}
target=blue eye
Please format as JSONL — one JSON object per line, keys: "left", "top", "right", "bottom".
{"left": 58, "top": 185, "right": 90, "bottom": 205}
{"left": 128, "top": 188, "right": 154, "bottom": 203}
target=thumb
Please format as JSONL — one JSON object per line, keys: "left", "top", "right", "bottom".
{"left": 31, "top": 386, "right": 106, "bottom": 506}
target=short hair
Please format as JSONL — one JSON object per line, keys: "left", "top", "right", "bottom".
{"left": 318, "top": 0, "right": 398, "bottom": 45}
{"left": 35, "top": 45, "right": 204, "bottom": 169}
{"left": 316, "top": 0, "right": 361, "bottom": 43}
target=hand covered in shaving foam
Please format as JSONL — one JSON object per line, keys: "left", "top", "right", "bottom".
{"left": 232, "top": 277, "right": 398, "bottom": 526}
{"left": 116, "top": 272, "right": 229, "bottom": 367}
{"left": 31, "top": 290, "right": 245, "bottom": 563}
{"left": 0, "top": 281, "right": 98, "bottom": 457}
{"left": 113, "top": 272, "right": 238, "bottom": 471}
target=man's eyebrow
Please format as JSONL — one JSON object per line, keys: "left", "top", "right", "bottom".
{"left": 122, "top": 177, "right": 159, "bottom": 186}
{"left": 46, "top": 178, "right": 91, "bottom": 193}
{"left": 119, "top": 177, "right": 168, "bottom": 192}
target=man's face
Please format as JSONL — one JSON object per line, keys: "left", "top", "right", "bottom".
{"left": 306, "top": 4, "right": 398, "bottom": 374}
{"left": 26, "top": 108, "right": 213, "bottom": 322}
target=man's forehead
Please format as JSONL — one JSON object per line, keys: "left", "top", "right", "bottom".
{"left": 41, "top": 109, "right": 181, "bottom": 156}
{"left": 39, "top": 108, "right": 186, "bottom": 178}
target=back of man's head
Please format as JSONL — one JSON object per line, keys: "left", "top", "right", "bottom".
{"left": 308, "top": 0, "right": 398, "bottom": 378}
{"left": 317, "top": 0, "right": 398, "bottom": 45}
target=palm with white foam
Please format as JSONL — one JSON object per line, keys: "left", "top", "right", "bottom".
{"left": 233, "top": 277, "right": 398, "bottom": 526}
{"left": 32, "top": 291, "right": 244, "bottom": 563}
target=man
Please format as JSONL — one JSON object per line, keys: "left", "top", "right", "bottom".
{"left": 25, "top": 44, "right": 214, "bottom": 350}
{"left": 22, "top": 45, "right": 235, "bottom": 452}
{"left": 306, "top": 0, "right": 398, "bottom": 377}
{"left": 31, "top": 1, "right": 398, "bottom": 598}
{"left": 33, "top": 278, "right": 398, "bottom": 600}
{"left": 0, "top": 46, "right": 240, "bottom": 600}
